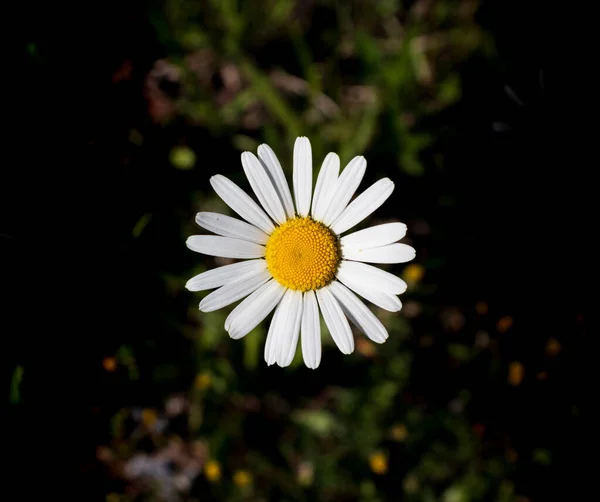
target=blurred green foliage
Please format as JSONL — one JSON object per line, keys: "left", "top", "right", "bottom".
{"left": 150, "top": 0, "right": 486, "bottom": 175}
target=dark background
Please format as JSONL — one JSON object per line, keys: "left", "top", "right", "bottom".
{"left": 5, "top": 0, "right": 594, "bottom": 500}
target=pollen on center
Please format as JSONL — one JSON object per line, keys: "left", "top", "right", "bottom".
{"left": 265, "top": 217, "right": 341, "bottom": 292}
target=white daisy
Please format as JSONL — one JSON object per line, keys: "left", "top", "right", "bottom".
{"left": 186, "top": 137, "right": 416, "bottom": 369}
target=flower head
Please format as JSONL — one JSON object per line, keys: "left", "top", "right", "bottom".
{"left": 186, "top": 137, "right": 415, "bottom": 368}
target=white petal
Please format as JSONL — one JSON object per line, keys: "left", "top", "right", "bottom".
{"left": 301, "top": 290, "right": 321, "bottom": 369}
{"left": 257, "top": 143, "right": 295, "bottom": 220}
{"left": 336, "top": 260, "right": 407, "bottom": 295}
{"left": 186, "top": 235, "right": 265, "bottom": 259}
{"left": 199, "top": 269, "right": 270, "bottom": 312}
{"left": 264, "top": 301, "right": 283, "bottom": 366}
{"left": 225, "top": 280, "right": 286, "bottom": 339}
{"left": 343, "top": 243, "right": 416, "bottom": 264}
{"left": 293, "top": 137, "right": 312, "bottom": 216}
{"left": 186, "top": 260, "right": 267, "bottom": 291}
{"left": 210, "top": 175, "right": 275, "bottom": 234}
{"left": 328, "top": 281, "right": 388, "bottom": 343}
{"left": 263, "top": 289, "right": 302, "bottom": 367}
{"left": 311, "top": 152, "right": 340, "bottom": 222}
{"left": 195, "top": 212, "right": 269, "bottom": 244}
{"left": 335, "top": 274, "right": 402, "bottom": 312}
{"left": 241, "top": 152, "right": 287, "bottom": 224}
{"left": 330, "top": 178, "right": 394, "bottom": 235}
{"left": 316, "top": 286, "right": 354, "bottom": 354}
{"left": 278, "top": 290, "right": 303, "bottom": 367}
{"left": 341, "top": 222, "right": 407, "bottom": 250}
{"left": 322, "top": 156, "right": 367, "bottom": 226}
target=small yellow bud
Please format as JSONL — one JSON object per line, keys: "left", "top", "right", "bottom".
{"left": 402, "top": 264, "right": 424, "bottom": 284}
{"left": 508, "top": 362, "right": 524, "bottom": 386}
{"left": 141, "top": 408, "right": 158, "bottom": 427}
{"left": 102, "top": 357, "right": 117, "bottom": 372}
{"left": 204, "top": 460, "right": 221, "bottom": 482}
{"left": 369, "top": 452, "right": 388, "bottom": 475}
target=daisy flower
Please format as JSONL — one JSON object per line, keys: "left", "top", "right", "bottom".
{"left": 186, "top": 137, "right": 415, "bottom": 368}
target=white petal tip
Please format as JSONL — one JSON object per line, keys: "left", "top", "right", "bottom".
{"left": 372, "top": 334, "right": 388, "bottom": 344}
{"left": 185, "top": 237, "right": 196, "bottom": 251}
{"left": 227, "top": 328, "right": 241, "bottom": 339}
{"left": 198, "top": 302, "right": 214, "bottom": 313}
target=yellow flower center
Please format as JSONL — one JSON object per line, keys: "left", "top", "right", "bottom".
{"left": 265, "top": 217, "right": 340, "bottom": 292}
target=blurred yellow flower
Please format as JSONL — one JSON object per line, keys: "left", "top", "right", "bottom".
{"left": 545, "top": 338, "right": 561, "bottom": 356}
{"left": 195, "top": 371, "right": 212, "bottom": 390}
{"left": 204, "top": 460, "right": 221, "bottom": 482}
{"left": 497, "top": 316, "right": 513, "bottom": 333}
{"left": 508, "top": 362, "right": 524, "bottom": 386}
{"left": 141, "top": 408, "right": 158, "bottom": 427}
{"left": 390, "top": 424, "right": 408, "bottom": 442}
{"left": 369, "top": 452, "right": 388, "bottom": 474}
{"left": 402, "top": 263, "right": 424, "bottom": 284}
{"left": 233, "top": 469, "right": 252, "bottom": 488}
{"left": 102, "top": 357, "right": 117, "bottom": 372}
